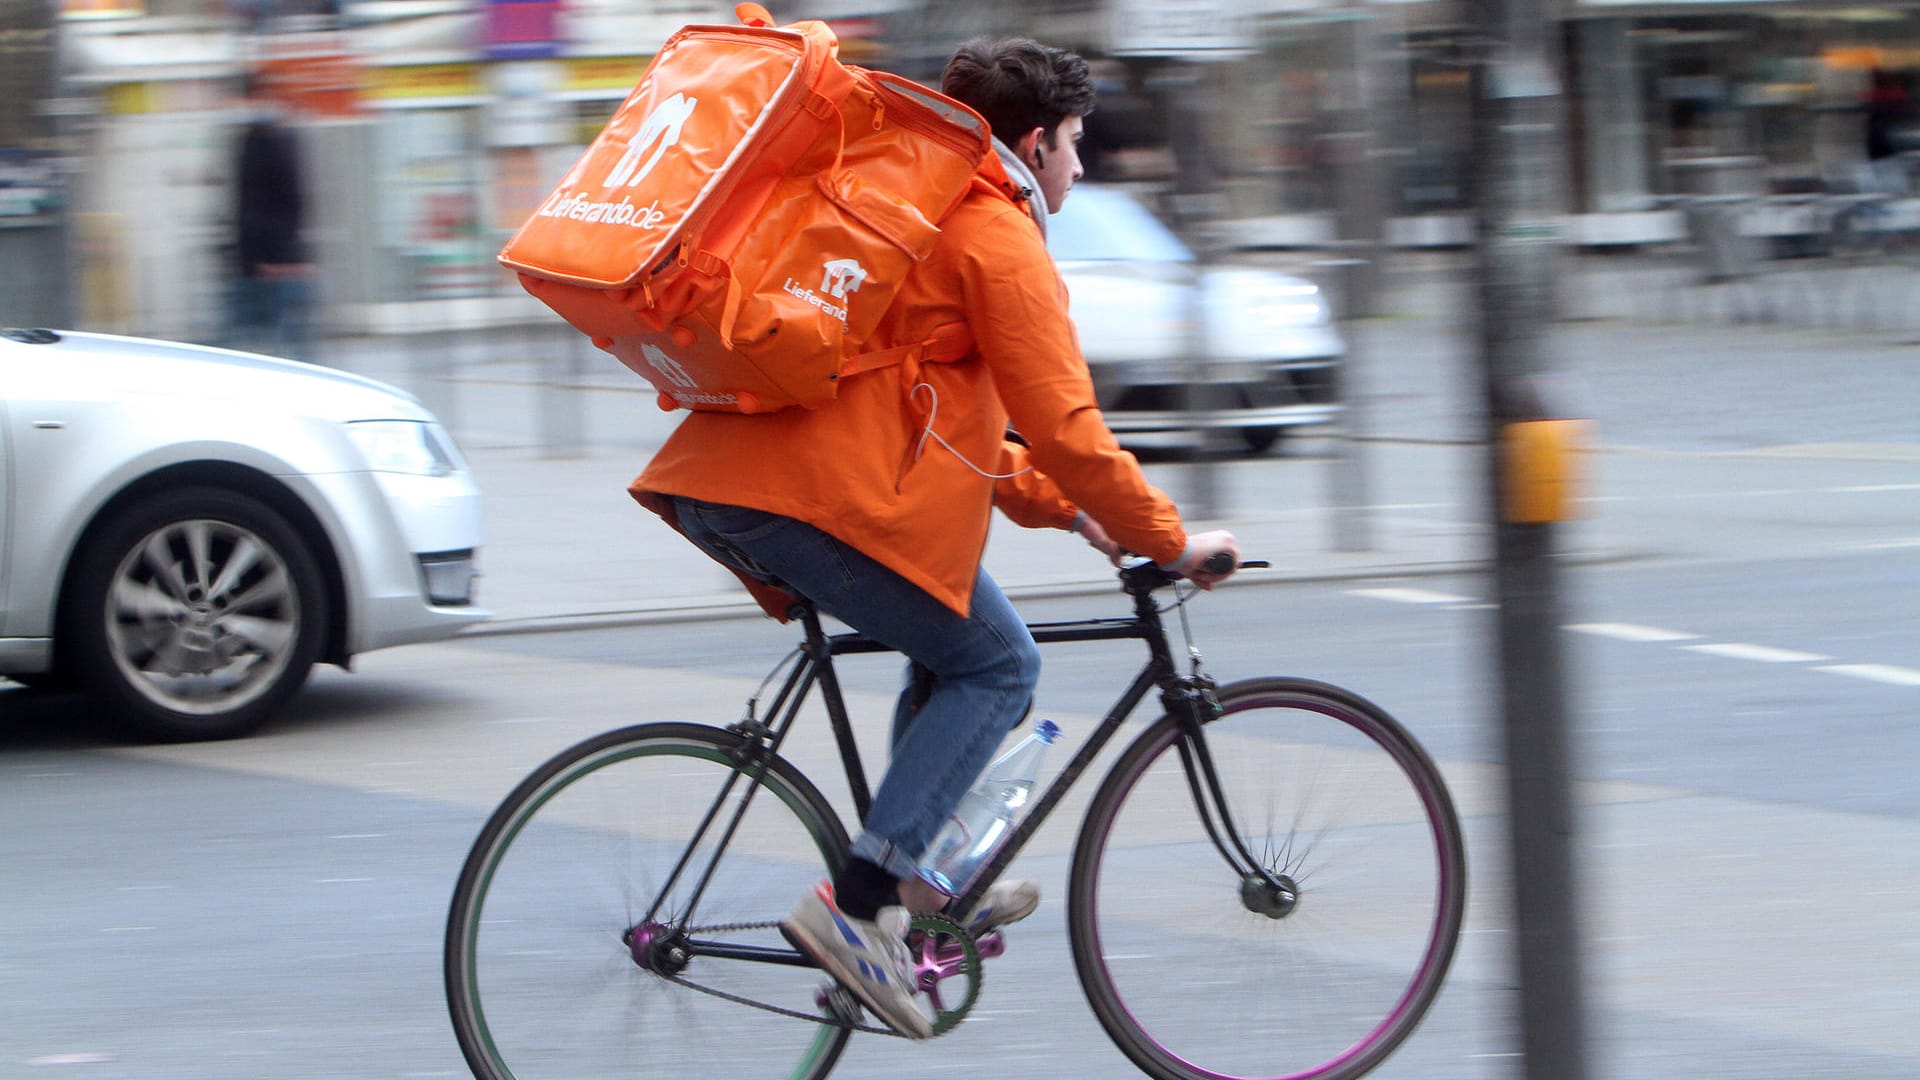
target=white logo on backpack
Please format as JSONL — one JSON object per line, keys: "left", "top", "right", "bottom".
{"left": 641, "top": 343, "right": 737, "bottom": 406}
{"left": 819, "top": 258, "right": 868, "bottom": 299}
{"left": 642, "top": 344, "right": 699, "bottom": 388}
{"left": 606, "top": 92, "right": 698, "bottom": 188}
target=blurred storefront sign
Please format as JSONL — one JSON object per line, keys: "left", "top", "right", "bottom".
{"left": 482, "top": 0, "right": 562, "bottom": 61}
{"left": 561, "top": 55, "right": 645, "bottom": 94}
{"left": 255, "top": 32, "right": 362, "bottom": 117}
{"left": 367, "top": 62, "right": 484, "bottom": 102}
{"left": 1110, "top": 0, "right": 1254, "bottom": 57}
{"left": 60, "top": 0, "right": 144, "bottom": 20}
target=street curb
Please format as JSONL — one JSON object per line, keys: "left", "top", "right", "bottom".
{"left": 455, "top": 546, "right": 1646, "bottom": 638}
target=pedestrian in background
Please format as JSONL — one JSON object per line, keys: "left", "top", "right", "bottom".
{"left": 226, "top": 72, "right": 316, "bottom": 363}
{"left": 1861, "top": 66, "right": 1915, "bottom": 196}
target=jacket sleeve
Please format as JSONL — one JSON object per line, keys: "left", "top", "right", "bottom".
{"left": 992, "top": 440, "right": 1080, "bottom": 529}
{"left": 961, "top": 206, "right": 1188, "bottom": 565}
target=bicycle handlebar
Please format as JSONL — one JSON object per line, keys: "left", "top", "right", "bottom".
{"left": 1119, "top": 553, "right": 1269, "bottom": 592}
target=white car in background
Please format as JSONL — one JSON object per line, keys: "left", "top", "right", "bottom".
{"left": 1048, "top": 184, "right": 1345, "bottom": 453}
{"left": 0, "top": 327, "right": 486, "bottom": 740}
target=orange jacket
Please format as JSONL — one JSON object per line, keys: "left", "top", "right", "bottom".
{"left": 631, "top": 158, "right": 1188, "bottom": 617}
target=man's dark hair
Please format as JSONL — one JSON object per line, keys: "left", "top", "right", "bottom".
{"left": 941, "top": 37, "right": 1095, "bottom": 151}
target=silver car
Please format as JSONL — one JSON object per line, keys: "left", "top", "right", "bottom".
{"left": 0, "top": 327, "right": 486, "bottom": 740}
{"left": 1048, "top": 185, "right": 1345, "bottom": 453}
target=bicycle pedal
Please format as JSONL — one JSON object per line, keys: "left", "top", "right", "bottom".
{"left": 815, "top": 983, "right": 862, "bottom": 1027}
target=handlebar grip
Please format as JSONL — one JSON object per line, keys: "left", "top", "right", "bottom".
{"left": 1202, "top": 551, "right": 1237, "bottom": 576}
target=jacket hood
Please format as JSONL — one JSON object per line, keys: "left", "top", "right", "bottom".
{"left": 990, "top": 136, "right": 1047, "bottom": 238}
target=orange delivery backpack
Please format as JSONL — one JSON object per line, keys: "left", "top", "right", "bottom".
{"left": 498, "top": 3, "right": 992, "bottom": 414}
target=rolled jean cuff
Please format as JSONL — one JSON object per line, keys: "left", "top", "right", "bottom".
{"left": 850, "top": 833, "right": 922, "bottom": 883}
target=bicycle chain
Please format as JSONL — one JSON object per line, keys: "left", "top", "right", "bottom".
{"left": 655, "top": 919, "right": 901, "bottom": 1037}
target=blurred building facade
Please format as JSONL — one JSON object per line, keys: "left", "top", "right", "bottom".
{"left": 41, "top": 0, "right": 1920, "bottom": 339}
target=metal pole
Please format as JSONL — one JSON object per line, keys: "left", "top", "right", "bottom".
{"left": 1322, "top": 3, "right": 1383, "bottom": 552}
{"left": 1166, "top": 58, "right": 1225, "bottom": 520}
{"left": 1468, "top": 0, "right": 1591, "bottom": 1075}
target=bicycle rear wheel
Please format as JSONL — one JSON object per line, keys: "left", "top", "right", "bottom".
{"left": 1068, "top": 677, "right": 1465, "bottom": 1080}
{"left": 445, "top": 722, "right": 853, "bottom": 1080}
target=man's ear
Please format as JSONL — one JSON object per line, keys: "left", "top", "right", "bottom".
{"left": 1016, "top": 126, "right": 1046, "bottom": 169}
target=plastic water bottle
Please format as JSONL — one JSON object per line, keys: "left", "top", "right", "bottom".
{"left": 917, "top": 719, "right": 1061, "bottom": 896}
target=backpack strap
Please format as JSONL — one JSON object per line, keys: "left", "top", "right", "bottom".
{"left": 840, "top": 320, "right": 972, "bottom": 386}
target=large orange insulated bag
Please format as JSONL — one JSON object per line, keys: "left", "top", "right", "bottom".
{"left": 498, "top": 3, "right": 992, "bottom": 414}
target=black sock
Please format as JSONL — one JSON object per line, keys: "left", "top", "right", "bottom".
{"left": 832, "top": 858, "right": 899, "bottom": 921}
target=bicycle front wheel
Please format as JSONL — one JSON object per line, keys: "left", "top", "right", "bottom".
{"left": 1068, "top": 678, "right": 1466, "bottom": 1080}
{"left": 445, "top": 722, "right": 853, "bottom": 1080}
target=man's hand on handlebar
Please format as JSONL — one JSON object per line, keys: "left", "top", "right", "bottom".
{"left": 1168, "top": 529, "right": 1240, "bottom": 590}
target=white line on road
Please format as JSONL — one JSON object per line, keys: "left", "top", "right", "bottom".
{"left": 1843, "top": 538, "right": 1920, "bottom": 551}
{"left": 1815, "top": 664, "right": 1920, "bottom": 687}
{"left": 1683, "top": 642, "right": 1835, "bottom": 663}
{"left": 1363, "top": 592, "right": 1913, "bottom": 688}
{"left": 1829, "top": 483, "right": 1920, "bottom": 492}
{"left": 1349, "top": 587, "right": 1477, "bottom": 605}
{"left": 1566, "top": 622, "right": 1703, "bottom": 643}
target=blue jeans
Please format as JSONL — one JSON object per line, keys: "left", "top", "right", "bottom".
{"left": 226, "top": 275, "right": 315, "bottom": 364}
{"left": 672, "top": 498, "right": 1040, "bottom": 882}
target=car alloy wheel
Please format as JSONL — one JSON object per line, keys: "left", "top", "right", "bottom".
{"left": 70, "top": 487, "right": 328, "bottom": 740}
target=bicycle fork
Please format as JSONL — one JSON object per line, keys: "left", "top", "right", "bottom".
{"left": 1168, "top": 684, "right": 1301, "bottom": 920}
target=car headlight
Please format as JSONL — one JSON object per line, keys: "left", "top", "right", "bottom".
{"left": 345, "top": 420, "right": 461, "bottom": 476}
{"left": 1240, "top": 280, "right": 1330, "bottom": 331}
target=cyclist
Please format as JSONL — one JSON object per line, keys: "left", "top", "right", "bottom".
{"left": 630, "top": 35, "right": 1238, "bottom": 1039}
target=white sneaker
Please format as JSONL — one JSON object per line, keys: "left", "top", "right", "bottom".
{"left": 782, "top": 883, "right": 932, "bottom": 1039}
{"left": 953, "top": 879, "right": 1040, "bottom": 936}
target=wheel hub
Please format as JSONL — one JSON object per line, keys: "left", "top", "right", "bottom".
{"left": 1240, "top": 871, "right": 1299, "bottom": 919}
{"left": 625, "top": 921, "right": 688, "bottom": 975}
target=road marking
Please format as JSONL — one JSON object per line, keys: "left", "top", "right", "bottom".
{"left": 1830, "top": 483, "right": 1920, "bottom": 492}
{"left": 1816, "top": 664, "right": 1920, "bottom": 687}
{"left": 315, "top": 877, "right": 374, "bottom": 884}
{"left": 1567, "top": 622, "right": 1703, "bottom": 643}
{"left": 1684, "top": 642, "right": 1834, "bottom": 663}
{"left": 1349, "top": 586, "right": 1477, "bottom": 605}
{"left": 1843, "top": 538, "right": 1920, "bottom": 551}
{"left": 1362, "top": 594, "right": 1912, "bottom": 685}
{"left": 329, "top": 833, "right": 386, "bottom": 840}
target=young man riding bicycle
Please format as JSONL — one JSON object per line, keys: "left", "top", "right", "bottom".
{"left": 631, "top": 35, "right": 1239, "bottom": 1038}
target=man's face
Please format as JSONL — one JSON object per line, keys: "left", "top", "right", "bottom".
{"left": 1032, "top": 114, "right": 1085, "bottom": 215}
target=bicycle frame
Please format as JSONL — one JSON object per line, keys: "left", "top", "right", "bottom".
{"left": 667, "top": 561, "right": 1286, "bottom": 940}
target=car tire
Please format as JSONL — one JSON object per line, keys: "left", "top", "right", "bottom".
{"left": 67, "top": 486, "right": 329, "bottom": 741}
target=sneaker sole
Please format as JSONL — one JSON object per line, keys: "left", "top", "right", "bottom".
{"left": 780, "top": 918, "right": 932, "bottom": 1039}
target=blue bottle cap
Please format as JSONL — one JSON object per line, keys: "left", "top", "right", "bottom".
{"left": 1037, "top": 719, "right": 1061, "bottom": 743}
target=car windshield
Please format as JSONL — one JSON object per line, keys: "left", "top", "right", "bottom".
{"left": 1046, "top": 187, "right": 1194, "bottom": 264}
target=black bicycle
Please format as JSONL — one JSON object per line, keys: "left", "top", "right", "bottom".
{"left": 445, "top": 557, "right": 1467, "bottom": 1080}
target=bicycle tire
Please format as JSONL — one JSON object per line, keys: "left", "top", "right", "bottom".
{"left": 1067, "top": 677, "right": 1466, "bottom": 1080}
{"left": 445, "top": 722, "right": 853, "bottom": 1080}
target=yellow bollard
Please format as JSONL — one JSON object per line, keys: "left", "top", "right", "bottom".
{"left": 1500, "top": 418, "right": 1590, "bottom": 524}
